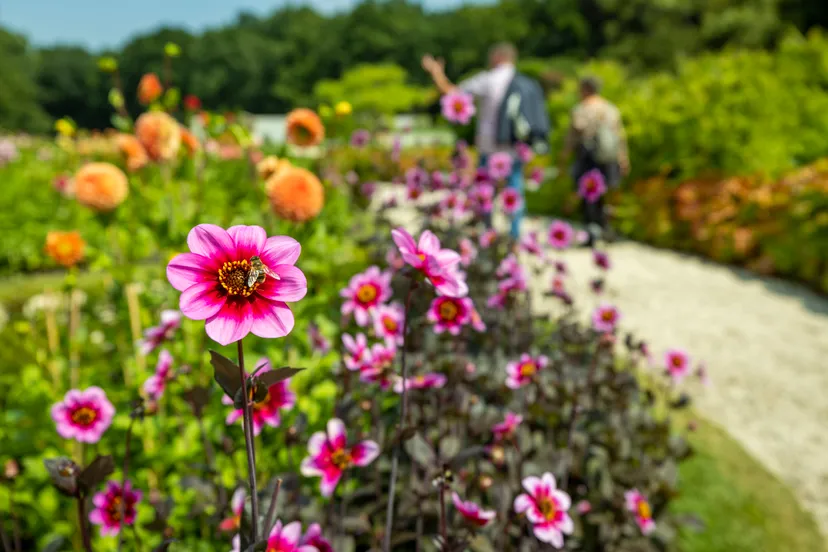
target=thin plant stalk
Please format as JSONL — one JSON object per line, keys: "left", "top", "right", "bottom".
{"left": 117, "top": 417, "right": 136, "bottom": 552}
{"left": 124, "top": 283, "right": 146, "bottom": 374}
{"left": 44, "top": 296, "right": 61, "bottom": 389}
{"left": 438, "top": 484, "right": 448, "bottom": 547}
{"left": 0, "top": 515, "right": 11, "bottom": 552}
{"left": 561, "top": 342, "right": 603, "bottom": 491}
{"left": 262, "top": 478, "right": 282, "bottom": 538}
{"left": 382, "top": 278, "right": 416, "bottom": 552}
{"left": 76, "top": 494, "right": 93, "bottom": 552}
{"left": 237, "top": 339, "right": 260, "bottom": 542}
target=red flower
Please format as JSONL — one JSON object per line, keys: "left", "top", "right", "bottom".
{"left": 184, "top": 95, "right": 202, "bottom": 111}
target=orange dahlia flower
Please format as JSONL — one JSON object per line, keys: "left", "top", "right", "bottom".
{"left": 135, "top": 112, "right": 182, "bottom": 161}
{"left": 257, "top": 156, "right": 292, "bottom": 181}
{"left": 285, "top": 108, "right": 325, "bottom": 147}
{"left": 74, "top": 162, "right": 129, "bottom": 211}
{"left": 266, "top": 166, "right": 325, "bottom": 222}
{"left": 138, "top": 73, "right": 163, "bottom": 105}
{"left": 180, "top": 127, "right": 200, "bottom": 156}
{"left": 116, "top": 133, "right": 148, "bottom": 171}
{"left": 44, "top": 231, "right": 86, "bottom": 267}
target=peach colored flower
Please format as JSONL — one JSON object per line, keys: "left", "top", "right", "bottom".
{"left": 135, "top": 112, "right": 181, "bottom": 161}
{"left": 116, "top": 134, "right": 148, "bottom": 171}
{"left": 266, "top": 166, "right": 325, "bottom": 222}
{"left": 74, "top": 162, "right": 129, "bottom": 211}
{"left": 285, "top": 108, "right": 325, "bottom": 147}
{"left": 179, "top": 127, "right": 199, "bottom": 156}
{"left": 137, "top": 73, "right": 163, "bottom": 105}
{"left": 44, "top": 231, "right": 85, "bottom": 267}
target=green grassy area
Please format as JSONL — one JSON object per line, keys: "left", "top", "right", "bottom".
{"left": 674, "top": 415, "right": 825, "bottom": 552}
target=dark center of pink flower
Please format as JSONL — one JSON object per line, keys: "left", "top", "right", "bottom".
{"left": 585, "top": 178, "right": 597, "bottom": 192}
{"left": 505, "top": 195, "right": 516, "bottom": 206}
{"left": 356, "top": 283, "right": 378, "bottom": 304}
{"left": 253, "top": 391, "right": 271, "bottom": 411}
{"left": 218, "top": 260, "right": 258, "bottom": 297}
{"left": 71, "top": 406, "right": 97, "bottom": 426}
{"left": 453, "top": 100, "right": 466, "bottom": 113}
{"left": 553, "top": 230, "right": 565, "bottom": 240}
{"left": 438, "top": 300, "right": 459, "bottom": 321}
{"left": 330, "top": 449, "right": 351, "bottom": 470}
{"left": 601, "top": 310, "right": 615, "bottom": 323}
{"left": 108, "top": 495, "right": 124, "bottom": 521}
{"left": 537, "top": 496, "right": 557, "bottom": 521}
{"left": 382, "top": 317, "right": 398, "bottom": 333}
{"left": 519, "top": 362, "right": 537, "bottom": 377}
{"left": 671, "top": 356, "right": 684, "bottom": 368}
{"left": 637, "top": 500, "right": 652, "bottom": 519}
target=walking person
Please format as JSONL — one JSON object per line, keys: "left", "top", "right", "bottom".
{"left": 422, "top": 43, "right": 549, "bottom": 240}
{"left": 559, "top": 76, "right": 630, "bottom": 247}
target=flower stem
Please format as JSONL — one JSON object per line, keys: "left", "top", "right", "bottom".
{"left": 76, "top": 493, "right": 93, "bottom": 552}
{"left": 0, "top": 515, "right": 11, "bottom": 552}
{"left": 262, "top": 478, "right": 282, "bottom": 538}
{"left": 237, "top": 339, "right": 260, "bottom": 542}
{"left": 438, "top": 484, "right": 448, "bottom": 548}
{"left": 117, "top": 417, "right": 135, "bottom": 552}
{"left": 382, "top": 278, "right": 416, "bottom": 552}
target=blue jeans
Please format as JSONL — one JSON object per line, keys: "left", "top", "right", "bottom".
{"left": 479, "top": 153, "right": 524, "bottom": 239}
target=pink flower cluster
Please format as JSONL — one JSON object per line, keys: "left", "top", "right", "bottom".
{"left": 392, "top": 228, "right": 468, "bottom": 297}
{"left": 340, "top": 266, "right": 392, "bottom": 326}
{"left": 488, "top": 254, "right": 527, "bottom": 310}
{"left": 142, "top": 349, "right": 174, "bottom": 402}
{"left": 139, "top": 309, "right": 181, "bottom": 354}
{"left": 301, "top": 418, "right": 379, "bottom": 497}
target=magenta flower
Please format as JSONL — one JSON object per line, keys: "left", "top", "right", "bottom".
{"left": 428, "top": 296, "right": 473, "bottom": 335}
{"left": 142, "top": 349, "right": 173, "bottom": 401}
{"left": 469, "top": 183, "right": 495, "bottom": 214}
{"left": 554, "top": 260, "right": 568, "bottom": 274}
{"left": 393, "top": 372, "right": 447, "bottom": 394}
{"left": 479, "top": 229, "right": 497, "bottom": 248}
{"left": 405, "top": 166, "right": 428, "bottom": 188}
{"left": 139, "top": 309, "right": 181, "bottom": 355}
{"left": 593, "top": 250, "right": 611, "bottom": 270}
{"left": 350, "top": 129, "right": 371, "bottom": 148}
{"left": 300, "top": 523, "right": 333, "bottom": 552}
{"left": 492, "top": 412, "right": 523, "bottom": 441}
{"left": 264, "top": 520, "right": 318, "bottom": 552}
{"left": 528, "top": 167, "right": 544, "bottom": 191}
{"left": 391, "top": 228, "right": 468, "bottom": 297}
{"left": 578, "top": 169, "right": 607, "bottom": 203}
{"left": 89, "top": 480, "right": 142, "bottom": 536}
{"left": 342, "top": 333, "right": 369, "bottom": 371}
{"left": 391, "top": 136, "right": 401, "bottom": 162}
{"left": 487, "top": 152, "right": 513, "bottom": 180}
{"left": 340, "top": 266, "right": 392, "bottom": 326}
{"left": 452, "top": 492, "right": 496, "bottom": 527}
{"left": 361, "top": 181, "right": 377, "bottom": 199}
{"left": 496, "top": 254, "right": 521, "bottom": 279}
{"left": 470, "top": 307, "right": 487, "bottom": 332}
{"left": 459, "top": 238, "right": 477, "bottom": 267}
{"left": 665, "top": 348, "right": 691, "bottom": 383}
{"left": 360, "top": 342, "right": 397, "bottom": 389}
{"left": 520, "top": 232, "right": 543, "bottom": 256}
{"left": 430, "top": 171, "right": 446, "bottom": 191}
{"left": 166, "top": 224, "right": 307, "bottom": 346}
{"left": 516, "top": 142, "right": 534, "bottom": 163}
{"left": 487, "top": 290, "right": 508, "bottom": 310}
{"left": 373, "top": 303, "right": 405, "bottom": 346}
{"left": 441, "top": 91, "right": 476, "bottom": 124}
{"left": 576, "top": 500, "right": 592, "bottom": 514}
{"left": 499, "top": 188, "right": 523, "bottom": 216}
{"left": 307, "top": 323, "right": 331, "bottom": 354}
{"left": 385, "top": 247, "right": 405, "bottom": 272}
{"left": 625, "top": 489, "right": 656, "bottom": 535}
{"left": 219, "top": 488, "right": 246, "bottom": 533}
{"left": 51, "top": 387, "right": 115, "bottom": 444}
{"left": 440, "top": 191, "right": 468, "bottom": 220}
{"left": 548, "top": 220, "right": 574, "bottom": 250}
{"left": 222, "top": 359, "right": 296, "bottom": 436}
{"left": 505, "top": 354, "right": 548, "bottom": 389}
{"left": 300, "top": 418, "right": 380, "bottom": 497}
{"left": 514, "top": 473, "right": 573, "bottom": 547}
{"left": 406, "top": 181, "right": 424, "bottom": 201}
{"left": 592, "top": 304, "right": 621, "bottom": 333}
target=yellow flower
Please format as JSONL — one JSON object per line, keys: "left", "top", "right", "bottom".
{"left": 335, "top": 101, "right": 352, "bottom": 117}
{"left": 319, "top": 104, "right": 333, "bottom": 118}
{"left": 55, "top": 118, "right": 75, "bottom": 137}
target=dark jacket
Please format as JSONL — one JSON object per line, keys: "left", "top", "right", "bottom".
{"left": 495, "top": 73, "right": 550, "bottom": 153}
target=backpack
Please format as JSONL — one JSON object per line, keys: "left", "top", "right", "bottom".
{"left": 496, "top": 73, "right": 551, "bottom": 154}
{"left": 586, "top": 109, "right": 620, "bottom": 166}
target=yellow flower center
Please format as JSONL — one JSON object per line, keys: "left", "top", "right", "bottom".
{"left": 538, "top": 497, "right": 557, "bottom": 521}
{"left": 356, "top": 284, "right": 378, "bottom": 304}
{"left": 71, "top": 406, "right": 97, "bottom": 426}
{"left": 253, "top": 391, "right": 270, "bottom": 411}
{"left": 382, "top": 317, "right": 398, "bottom": 333}
{"left": 637, "top": 500, "right": 652, "bottom": 519}
{"left": 218, "top": 260, "right": 258, "bottom": 297}
{"left": 453, "top": 100, "right": 466, "bottom": 113}
{"left": 330, "top": 449, "right": 351, "bottom": 470}
{"left": 415, "top": 375, "right": 426, "bottom": 384}
{"left": 438, "top": 300, "right": 459, "bottom": 321}
{"left": 519, "top": 362, "right": 537, "bottom": 377}
{"left": 108, "top": 496, "right": 123, "bottom": 521}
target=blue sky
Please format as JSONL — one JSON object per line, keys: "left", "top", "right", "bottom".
{"left": 2, "top": 0, "right": 490, "bottom": 50}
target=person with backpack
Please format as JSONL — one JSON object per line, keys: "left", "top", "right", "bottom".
{"left": 422, "top": 43, "right": 550, "bottom": 239}
{"left": 559, "top": 75, "right": 630, "bottom": 247}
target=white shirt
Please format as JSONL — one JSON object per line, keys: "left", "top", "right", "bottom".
{"left": 459, "top": 63, "right": 516, "bottom": 154}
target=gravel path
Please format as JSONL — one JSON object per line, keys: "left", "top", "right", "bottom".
{"left": 378, "top": 187, "right": 828, "bottom": 537}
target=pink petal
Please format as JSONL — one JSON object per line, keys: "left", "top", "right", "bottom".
{"left": 300, "top": 457, "right": 325, "bottom": 478}
{"left": 541, "top": 472, "right": 558, "bottom": 492}
{"left": 514, "top": 493, "right": 533, "bottom": 514}
{"left": 559, "top": 513, "right": 574, "bottom": 534}
{"left": 320, "top": 471, "right": 342, "bottom": 497}
{"left": 231, "top": 488, "right": 246, "bottom": 512}
{"left": 350, "top": 440, "right": 380, "bottom": 466}
{"left": 180, "top": 281, "right": 226, "bottom": 320}
{"left": 167, "top": 253, "right": 216, "bottom": 291}
{"left": 522, "top": 476, "right": 544, "bottom": 496}
{"left": 228, "top": 225, "right": 267, "bottom": 260}
{"left": 204, "top": 301, "right": 254, "bottom": 346}
{"left": 268, "top": 520, "right": 283, "bottom": 539}
{"left": 260, "top": 236, "right": 301, "bottom": 267}
{"left": 88, "top": 509, "right": 103, "bottom": 524}
{"left": 187, "top": 224, "right": 235, "bottom": 262}
{"left": 257, "top": 265, "right": 307, "bottom": 302}
{"left": 327, "top": 419, "right": 347, "bottom": 449}
{"left": 279, "top": 521, "right": 303, "bottom": 546}
{"left": 418, "top": 230, "right": 441, "bottom": 254}
{"left": 533, "top": 525, "right": 564, "bottom": 547}
{"left": 248, "top": 297, "right": 294, "bottom": 339}
{"left": 391, "top": 228, "right": 416, "bottom": 253}
{"left": 307, "top": 432, "right": 327, "bottom": 456}
{"left": 553, "top": 490, "right": 571, "bottom": 511}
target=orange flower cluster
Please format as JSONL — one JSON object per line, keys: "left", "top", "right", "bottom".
{"left": 117, "top": 134, "right": 148, "bottom": 171}
{"left": 74, "top": 162, "right": 129, "bottom": 211}
{"left": 265, "top": 163, "right": 325, "bottom": 222}
{"left": 138, "top": 73, "right": 163, "bottom": 105}
{"left": 135, "top": 112, "right": 182, "bottom": 161}
{"left": 44, "top": 231, "right": 86, "bottom": 267}
{"left": 285, "top": 108, "right": 325, "bottom": 147}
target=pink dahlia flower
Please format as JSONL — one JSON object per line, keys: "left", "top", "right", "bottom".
{"left": 430, "top": 171, "right": 446, "bottom": 191}
{"left": 441, "top": 91, "right": 476, "bottom": 124}
{"left": 300, "top": 418, "right": 380, "bottom": 497}
{"left": 479, "top": 229, "right": 497, "bottom": 248}
{"left": 496, "top": 254, "right": 521, "bottom": 279}
{"left": 89, "top": 480, "right": 142, "bottom": 536}
{"left": 300, "top": 523, "right": 333, "bottom": 552}
{"left": 548, "top": 220, "right": 574, "bottom": 250}
{"left": 391, "top": 228, "right": 468, "bottom": 298}
{"left": 166, "top": 224, "right": 307, "bottom": 346}
{"left": 405, "top": 166, "right": 428, "bottom": 188}
{"left": 625, "top": 489, "right": 656, "bottom": 535}
{"left": 139, "top": 309, "right": 181, "bottom": 355}
{"left": 528, "top": 167, "right": 544, "bottom": 191}
{"left": 349, "top": 129, "right": 371, "bottom": 148}
{"left": 51, "top": 387, "right": 115, "bottom": 444}
{"left": 222, "top": 358, "right": 296, "bottom": 436}
{"left": 427, "top": 296, "right": 473, "bottom": 335}
{"left": 592, "top": 304, "right": 621, "bottom": 333}
{"left": 492, "top": 412, "right": 523, "bottom": 441}
{"left": 470, "top": 307, "right": 487, "bottom": 332}
{"left": 514, "top": 473, "right": 573, "bottom": 547}
{"left": 593, "top": 250, "right": 611, "bottom": 270}
{"left": 391, "top": 136, "right": 402, "bottom": 162}
{"left": 373, "top": 303, "right": 405, "bottom": 346}
{"left": 440, "top": 191, "right": 468, "bottom": 220}
{"left": 487, "top": 152, "right": 513, "bottom": 181}
{"left": 578, "top": 169, "right": 607, "bottom": 204}
{"left": 665, "top": 348, "right": 691, "bottom": 383}
{"left": 393, "top": 372, "right": 447, "bottom": 394}
{"left": 520, "top": 231, "right": 543, "bottom": 256}
{"left": 219, "top": 487, "right": 246, "bottom": 533}
{"left": 340, "top": 266, "right": 392, "bottom": 326}
{"left": 307, "top": 323, "right": 331, "bottom": 354}
{"left": 516, "top": 142, "right": 534, "bottom": 163}
{"left": 470, "top": 183, "right": 495, "bottom": 214}
{"left": 264, "top": 520, "right": 318, "bottom": 552}
{"left": 459, "top": 238, "right": 477, "bottom": 267}
{"left": 499, "top": 188, "right": 523, "bottom": 215}
{"left": 406, "top": 181, "right": 424, "bottom": 201}
{"left": 142, "top": 349, "right": 173, "bottom": 401}
{"left": 360, "top": 342, "right": 396, "bottom": 389}
{"left": 505, "top": 353, "right": 548, "bottom": 389}
{"left": 342, "top": 333, "right": 369, "bottom": 371}
{"left": 452, "top": 492, "right": 496, "bottom": 527}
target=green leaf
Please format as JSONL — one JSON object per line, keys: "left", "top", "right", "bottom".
{"left": 404, "top": 433, "right": 436, "bottom": 466}
{"left": 163, "top": 87, "right": 181, "bottom": 111}
{"left": 110, "top": 114, "right": 132, "bottom": 132}
{"left": 108, "top": 88, "right": 124, "bottom": 110}
{"left": 210, "top": 350, "right": 243, "bottom": 401}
